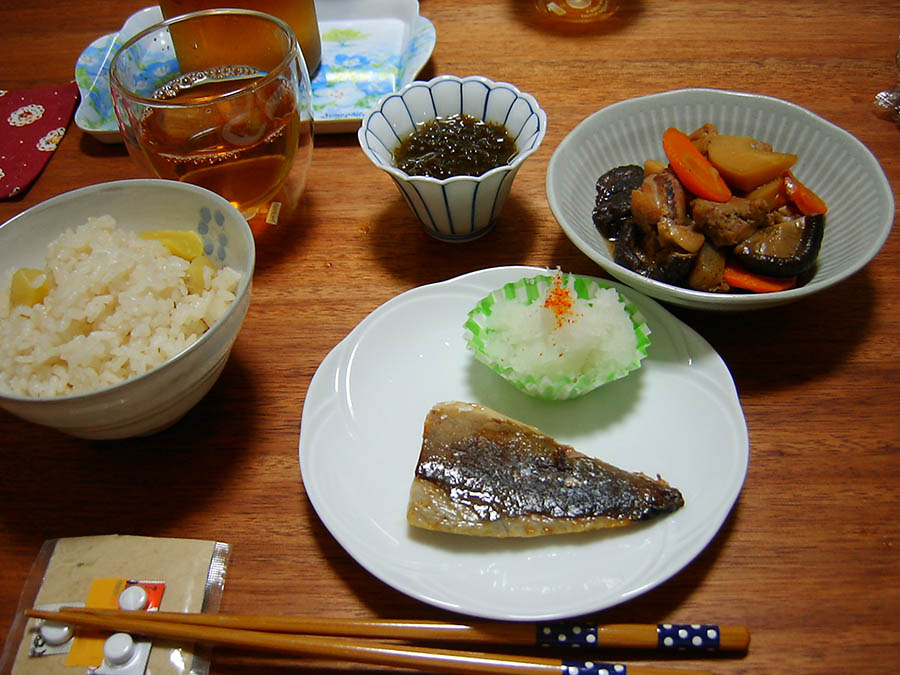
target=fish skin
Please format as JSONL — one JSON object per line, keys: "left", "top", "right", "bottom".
{"left": 407, "top": 401, "right": 684, "bottom": 538}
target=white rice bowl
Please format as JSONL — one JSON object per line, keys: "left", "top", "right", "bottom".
{"left": 464, "top": 272, "right": 651, "bottom": 400}
{"left": 0, "top": 179, "right": 254, "bottom": 440}
{"left": 0, "top": 216, "right": 240, "bottom": 397}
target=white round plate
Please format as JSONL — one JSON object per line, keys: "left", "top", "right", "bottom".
{"left": 299, "top": 266, "right": 748, "bottom": 620}
{"left": 546, "top": 88, "right": 895, "bottom": 311}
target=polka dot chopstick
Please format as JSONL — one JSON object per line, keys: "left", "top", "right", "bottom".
{"left": 27, "top": 607, "right": 746, "bottom": 674}
{"left": 41, "top": 608, "right": 748, "bottom": 652}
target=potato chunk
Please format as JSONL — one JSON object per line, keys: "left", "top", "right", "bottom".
{"left": 745, "top": 177, "right": 788, "bottom": 210}
{"left": 707, "top": 135, "right": 798, "bottom": 192}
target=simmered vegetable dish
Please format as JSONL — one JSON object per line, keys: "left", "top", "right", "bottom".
{"left": 593, "top": 124, "right": 827, "bottom": 293}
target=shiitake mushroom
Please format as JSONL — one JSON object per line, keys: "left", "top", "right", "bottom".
{"left": 732, "top": 214, "right": 825, "bottom": 277}
{"left": 614, "top": 220, "right": 697, "bottom": 286}
{"left": 593, "top": 165, "right": 644, "bottom": 239}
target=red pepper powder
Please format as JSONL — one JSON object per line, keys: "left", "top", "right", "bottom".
{"left": 543, "top": 273, "right": 574, "bottom": 329}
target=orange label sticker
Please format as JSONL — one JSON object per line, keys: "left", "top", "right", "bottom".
{"left": 65, "top": 578, "right": 165, "bottom": 667}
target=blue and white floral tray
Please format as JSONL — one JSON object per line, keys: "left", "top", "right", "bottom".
{"left": 74, "top": 6, "right": 163, "bottom": 143}
{"left": 314, "top": 0, "right": 436, "bottom": 133}
{"left": 73, "top": 1, "right": 436, "bottom": 142}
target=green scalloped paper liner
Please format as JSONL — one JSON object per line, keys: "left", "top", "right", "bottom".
{"left": 464, "top": 272, "right": 652, "bottom": 400}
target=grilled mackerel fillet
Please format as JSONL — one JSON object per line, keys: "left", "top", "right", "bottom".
{"left": 407, "top": 401, "right": 684, "bottom": 537}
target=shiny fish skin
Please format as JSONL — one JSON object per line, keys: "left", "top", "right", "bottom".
{"left": 407, "top": 402, "right": 684, "bottom": 537}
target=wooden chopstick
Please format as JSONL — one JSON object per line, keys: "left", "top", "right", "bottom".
{"left": 26, "top": 608, "right": 719, "bottom": 675}
{"left": 44, "top": 607, "right": 750, "bottom": 652}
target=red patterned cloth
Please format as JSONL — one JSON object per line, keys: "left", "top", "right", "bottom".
{"left": 0, "top": 82, "right": 79, "bottom": 199}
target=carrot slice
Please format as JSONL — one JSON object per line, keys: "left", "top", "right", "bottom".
{"left": 662, "top": 127, "right": 732, "bottom": 202}
{"left": 783, "top": 170, "right": 828, "bottom": 215}
{"left": 723, "top": 259, "right": 796, "bottom": 293}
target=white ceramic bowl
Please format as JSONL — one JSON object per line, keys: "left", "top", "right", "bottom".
{"left": 547, "top": 88, "right": 895, "bottom": 311}
{"left": 358, "top": 74, "right": 547, "bottom": 242}
{"left": 0, "top": 180, "right": 255, "bottom": 439}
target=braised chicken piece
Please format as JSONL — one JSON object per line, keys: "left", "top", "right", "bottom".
{"left": 688, "top": 123, "right": 719, "bottom": 155}
{"left": 691, "top": 197, "right": 770, "bottom": 247}
{"left": 631, "top": 170, "right": 706, "bottom": 252}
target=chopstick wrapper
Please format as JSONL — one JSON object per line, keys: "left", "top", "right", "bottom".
{"left": 0, "top": 82, "right": 79, "bottom": 199}
{"left": 0, "top": 535, "right": 230, "bottom": 675}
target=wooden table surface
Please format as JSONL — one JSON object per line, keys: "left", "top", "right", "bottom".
{"left": 2, "top": 1, "right": 899, "bottom": 673}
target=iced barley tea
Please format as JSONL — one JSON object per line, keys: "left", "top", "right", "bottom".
{"left": 160, "top": 0, "right": 321, "bottom": 75}
{"left": 138, "top": 67, "right": 310, "bottom": 213}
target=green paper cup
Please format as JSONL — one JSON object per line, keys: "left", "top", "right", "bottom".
{"left": 464, "top": 272, "right": 651, "bottom": 400}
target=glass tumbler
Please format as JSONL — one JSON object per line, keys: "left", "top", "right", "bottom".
{"left": 110, "top": 9, "right": 314, "bottom": 220}
{"left": 159, "top": 0, "right": 321, "bottom": 77}
{"left": 534, "top": 0, "right": 619, "bottom": 22}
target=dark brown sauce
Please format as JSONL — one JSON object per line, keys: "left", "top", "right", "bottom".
{"left": 392, "top": 113, "right": 517, "bottom": 179}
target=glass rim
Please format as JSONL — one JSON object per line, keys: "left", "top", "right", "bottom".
{"left": 109, "top": 7, "right": 302, "bottom": 108}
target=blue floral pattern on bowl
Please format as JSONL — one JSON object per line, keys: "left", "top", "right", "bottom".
{"left": 197, "top": 207, "right": 230, "bottom": 264}
{"left": 73, "top": 4, "right": 436, "bottom": 142}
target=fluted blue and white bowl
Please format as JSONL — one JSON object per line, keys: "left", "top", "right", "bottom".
{"left": 358, "top": 75, "right": 547, "bottom": 242}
